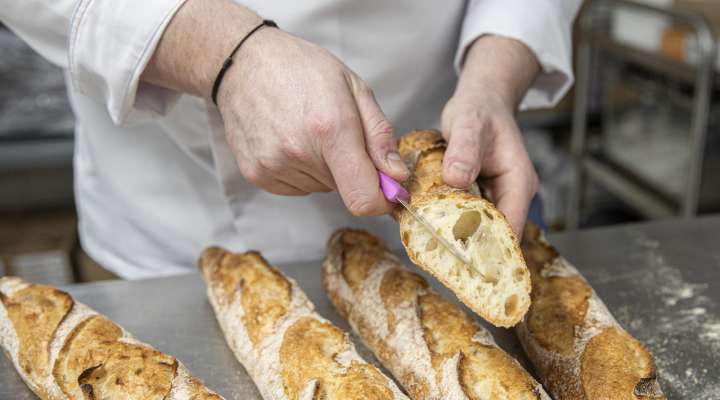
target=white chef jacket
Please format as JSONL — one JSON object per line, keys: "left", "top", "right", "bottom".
{"left": 1, "top": 0, "right": 581, "bottom": 279}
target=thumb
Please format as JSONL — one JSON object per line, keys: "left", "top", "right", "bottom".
{"left": 442, "top": 114, "right": 486, "bottom": 188}
{"left": 350, "top": 78, "right": 409, "bottom": 182}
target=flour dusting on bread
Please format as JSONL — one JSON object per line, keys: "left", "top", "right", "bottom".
{"left": 0, "top": 276, "right": 223, "bottom": 400}
{"left": 198, "top": 246, "right": 409, "bottom": 400}
{"left": 517, "top": 223, "right": 665, "bottom": 400}
{"left": 323, "top": 228, "right": 550, "bottom": 400}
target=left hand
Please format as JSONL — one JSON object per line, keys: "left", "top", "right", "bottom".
{"left": 441, "top": 35, "right": 541, "bottom": 236}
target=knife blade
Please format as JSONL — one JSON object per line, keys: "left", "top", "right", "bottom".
{"left": 378, "top": 171, "right": 473, "bottom": 268}
{"left": 395, "top": 197, "right": 472, "bottom": 265}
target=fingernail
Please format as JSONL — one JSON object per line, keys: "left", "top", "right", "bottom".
{"left": 450, "top": 162, "right": 472, "bottom": 184}
{"left": 388, "top": 151, "right": 402, "bottom": 161}
{"left": 387, "top": 152, "right": 407, "bottom": 173}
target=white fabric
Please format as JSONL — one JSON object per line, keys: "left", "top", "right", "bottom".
{"left": 0, "top": 0, "right": 581, "bottom": 279}
{"left": 456, "top": 0, "right": 582, "bottom": 110}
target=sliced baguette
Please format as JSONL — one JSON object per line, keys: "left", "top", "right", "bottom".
{"left": 396, "top": 129, "right": 531, "bottom": 327}
{"left": 323, "top": 228, "right": 550, "bottom": 399}
{"left": 0, "top": 276, "right": 222, "bottom": 400}
{"left": 197, "top": 247, "right": 409, "bottom": 400}
{"left": 516, "top": 223, "right": 666, "bottom": 400}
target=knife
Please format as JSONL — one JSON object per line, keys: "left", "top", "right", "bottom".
{"left": 378, "top": 171, "right": 472, "bottom": 266}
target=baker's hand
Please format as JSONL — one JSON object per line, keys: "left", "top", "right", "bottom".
{"left": 216, "top": 28, "right": 408, "bottom": 215}
{"left": 142, "top": 0, "right": 408, "bottom": 216}
{"left": 442, "top": 35, "right": 541, "bottom": 236}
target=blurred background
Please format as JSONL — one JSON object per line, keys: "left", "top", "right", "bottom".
{"left": 1, "top": 0, "right": 719, "bottom": 285}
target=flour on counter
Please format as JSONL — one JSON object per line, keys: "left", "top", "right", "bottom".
{"left": 660, "top": 282, "right": 708, "bottom": 307}
{"left": 701, "top": 321, "right": 720, "bottom": 341}
{"left": 681, "top": 307, "right": 706, "bottom": 316}
{"left": 611, "top": 233, "right": 720, "bottom": 399}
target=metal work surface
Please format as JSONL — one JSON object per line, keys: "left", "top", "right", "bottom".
{"left": 2, "top": 217, "right": 720, "bottom": 399}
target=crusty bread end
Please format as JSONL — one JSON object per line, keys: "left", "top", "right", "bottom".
{"left": 198, "top": 247, "right": 409, "bottom": 400}
{"left": 0, "top": 276, "right": 223, "bottom": 400}
{"left": 323, "top": 228, "right": 551, "bottom": 399}
{"left": 397, "top": 130, "right": 531, "bottom": 327}
{"left": 516, "top": 223, "right": 666, "bottom": 400}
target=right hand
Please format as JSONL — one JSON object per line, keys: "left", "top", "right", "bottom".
{"left": 215, "top": 27, "right": 409, "bottom": 216}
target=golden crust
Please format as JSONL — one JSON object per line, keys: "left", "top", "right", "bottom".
{"left": 522, "top": 223, "right": 593, "bottom": 353}
{"left": 521, "top": 223, "right": 559, "bottom": 268}
{"left": 406, "top": 148, "right": 447, "bottom": 196}
{"left": 417, "top": 292, "right": 476, "bottom": 351}
{"left": 1, "top": 279, "right": 222, "bottom": 400}
{"left": 200, "top": 248, "right": 291, "bottom": 347}
{"left": 399, "top": 195, "right": 530, "bottom": 328}
{"left": 200, "top": 245, "right": 405, "bottom": 400}
{"left": 526, "top": 274, "right": 592, "bottom": 355}
{"left": 329, "top": 229, "right": 430, "bottom": 399}
{"left": 76, "top": 341, "right": 177, "bottom": 400}
{"left": 519, "top": 223, "right": 666, "bottom": 400}
{"left": 324, "top": 228, "right": 546, "bottom": 400}
{"left": 340, "top": 230, "right": 386, "bottom": 293}
{"left": 325, "top": 229, "right": 387, "bottom": 319}
{"left": 394, "top": 130, "right": 451, "bottom": 220}
{"left": 53, "top": 315, "right": 190, "bottom": 400}
{"left": 2, "top": 284, "right": 73, "bottom": 383}
{"left": 380, "top": 268, "right": 427, "bottom": 333}
{"left": 581, "top": 328, "right": 664, "bottom": 400}
{"left": 418, "top": 293, "right": 541, "bottom": 400}
{"left": 333, "top": 362, "right": 397, "bottom": 399}
{"left": 395, "top": 130, "right": 531, "bottom": 327}
{"left": 279, "top": 317, "right": 394, "bottom": 399}
{"left": 279, "top": 317, "right": 343, "bottom": 399}
{"left": 398, "top": 129, "right": 446, "bottom": 156}
{"left": 459, "top": 348, "right": 543, "bottom": 400}
{"left": 397, "top": 130, "right": 462, "bottom": 198}
{"left": 351, "top": 313, "right": 402, "bottom": 386}
{"left": 417, "top": 292, "right": 477, "bottom": 371}
{"left": 183, "top": 375, "right": 225, "bottom": 400}
{"left": 53, "top": 315, "right": 123, "bottom": 398}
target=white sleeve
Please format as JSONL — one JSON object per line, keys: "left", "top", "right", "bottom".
{"left": 0, "top": 0, "right": 77, "bottom": 67}
{"left": 455, "top": 0, "right": 582, "bottom": 110}
{"left": 69, "top": 0, "right": 189, "bottom": 125}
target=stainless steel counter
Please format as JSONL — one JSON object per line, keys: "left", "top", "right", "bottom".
{"left": 2, "top": 217, "right": 720, "bottom": 399}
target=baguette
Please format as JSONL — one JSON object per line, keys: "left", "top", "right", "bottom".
{"left": 322, "top": 228, "right": 550, "bottom": 400}
{"left": 516, "top": 223, "right": 666, "bottom": 399}
{"left": 0, "top": 276, "right": 222, "bottom": 400}
{"left": 395, "top": 130, "right": 530, "bottom": 327}
{"left": 197, "top": 247, "right": 408, "bottom": 400}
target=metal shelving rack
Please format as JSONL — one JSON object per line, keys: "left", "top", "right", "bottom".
{"left": 0, "top": 25, "right": 75, "bottom": 212}
{"left": 567, "top": 0, "right": 718, "bottom": 228}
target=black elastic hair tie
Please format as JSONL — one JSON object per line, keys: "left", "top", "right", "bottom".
{"left": 211, "top": 19, "right": 277, "bottom": 105}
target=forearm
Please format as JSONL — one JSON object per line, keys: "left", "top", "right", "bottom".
{"left": 456, "top": 35, "right": 540, "bottom": 110}
{"left": 141, "top": 0, "right": 262, "bottom": 99}
{"left": 442, "top": 35, "right": 540, "bottom": 233}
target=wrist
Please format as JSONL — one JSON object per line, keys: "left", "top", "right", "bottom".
{"left": 215, "top": 23, "right": 287, "bottom": 108}
{"left": 211, "top": 20, "right": 278, "bottom": 105}
{"left": 456, "top": 35, "right": 540, "bottom": 110}
{"left": 453, "top": 79, "right": 517, "bottom": 113}
{"left": 142, "top": 0, "right": 263, "bottom": 99}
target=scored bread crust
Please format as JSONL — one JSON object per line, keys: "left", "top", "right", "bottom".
{"left": 516, "top": 223, "right": 666, "bottom": 400}
{"left": 322, "top": 228, "right": 551, "bottom": 400}
{"left": 197, "top": 247, "right": 408, "bottom": 400}
{"left": 0, "top": 276, "right": 222, "bottom": 400}
{"left": 396, "top": 130, "right": 531, "bottom": 327}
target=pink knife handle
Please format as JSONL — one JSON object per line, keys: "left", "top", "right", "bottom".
{"left": 378, "top": 171, "right": 409, "bottom": 203}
